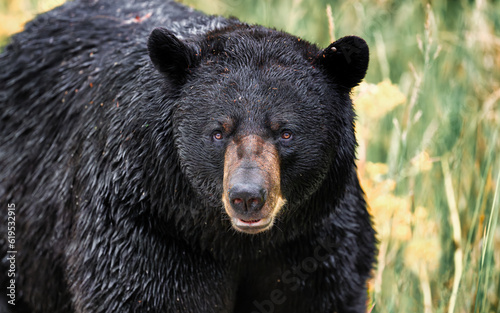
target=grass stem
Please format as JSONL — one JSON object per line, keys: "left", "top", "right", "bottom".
{"left": 442, "top": 157, "right": 463, "bottom": 313}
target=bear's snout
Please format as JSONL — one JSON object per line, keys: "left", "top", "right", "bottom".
{"left": 223, "top": 135, "right": 285, "bottom": 234}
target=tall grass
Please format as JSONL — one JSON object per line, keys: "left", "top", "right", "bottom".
{"left": 1, "top": 0, "right": 499, "bottom": 312}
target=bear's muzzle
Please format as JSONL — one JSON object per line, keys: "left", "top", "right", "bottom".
{"left": 222, "top": 135, "right": 285, "bottom": 234}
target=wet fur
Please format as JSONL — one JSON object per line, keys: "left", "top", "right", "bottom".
{"left": 0, "top": 0, "right": 376, "bottom": 312}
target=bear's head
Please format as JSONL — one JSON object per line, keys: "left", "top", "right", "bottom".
{"left": 147, "top": 25, "right": 368, "bottom": 235}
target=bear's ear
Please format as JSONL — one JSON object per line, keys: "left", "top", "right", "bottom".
{"left": 148, "top": 27, "right": 199, "bottom": 83}
{"left": 314, "top": 36, "right": 369, "bottom": 89}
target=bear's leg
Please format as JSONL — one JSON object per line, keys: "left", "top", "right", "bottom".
{"left": 243, "top": 240, "right": 371, "bottom": 313}
{"left": 64, "top": 216, "right": 236, "bottom": 313}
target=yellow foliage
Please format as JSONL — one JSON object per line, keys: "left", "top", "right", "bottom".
{"left": 362, "top": 164, "right": 438, "bottom": 245}
{"left": 411, "top": 150, "right": 434, "bottom": 172}
{"left": 412, "top": 206, "right": 439, "bottom": 238}
{"left": 368, "top": 192, "right": 412, "bottom": 240}
{"left": 362, "top": 162, "right": 412, "bottom": 241}
{"left": 0, "top": 0, "right": 65, "bottom": 38}
{"left": 0, "top": 13, "right": 27, "bottom": 36}
{"left": 404, "top": 237, "right": 441, "bottom": 274}
{"left": 364, "top": 162, "right": 389, "bottom": 181}
{"left": 353, "top": 80, "right": 406, "bottom": 120}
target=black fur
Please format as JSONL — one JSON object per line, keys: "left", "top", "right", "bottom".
{"left": 0, "top": 0, "right": 376, "bottom": 312}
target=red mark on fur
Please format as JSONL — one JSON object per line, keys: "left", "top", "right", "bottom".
{"left": 125, "top": 12, "right": 152, "bottom": 24}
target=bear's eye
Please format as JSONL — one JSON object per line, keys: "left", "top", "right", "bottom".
{"left": 280, "top": 130, "right": 293, "bottom": 141}
{"left": 212, "top": 131, "right": 224, "bottom": 141}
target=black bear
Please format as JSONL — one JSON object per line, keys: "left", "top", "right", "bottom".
{"left": 0, "top": 0, "right": 376, "bottom": 312}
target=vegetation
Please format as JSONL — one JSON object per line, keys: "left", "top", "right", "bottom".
{"left": 1, "top": 0, "right": 499, "bottom": 312}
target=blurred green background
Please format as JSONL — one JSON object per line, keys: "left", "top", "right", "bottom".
{"left": 1, "top": 0, "right": 499, "bottom": 312}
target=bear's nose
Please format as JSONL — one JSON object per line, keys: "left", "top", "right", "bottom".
{"left": 228, "top": 183, "right": 267, "bottom": 214}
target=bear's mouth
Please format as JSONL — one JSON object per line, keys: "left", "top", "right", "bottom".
{"left": 231, "top": 216, "right": 273, "bottom": 234}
